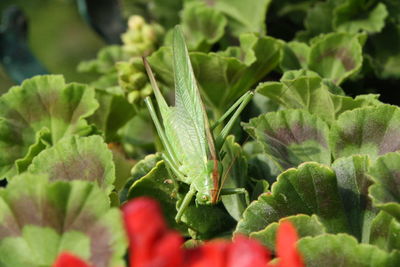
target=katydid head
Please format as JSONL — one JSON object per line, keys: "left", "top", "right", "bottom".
{"left": 195, "top": 190, "right": 212, "bottom": 205}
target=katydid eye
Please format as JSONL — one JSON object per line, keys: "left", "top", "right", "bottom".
{"left": 201, "top": 195, "right": 208, "bottom": 201}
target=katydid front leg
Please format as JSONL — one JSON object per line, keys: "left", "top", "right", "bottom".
{"left": 175, "top": 185, "right": 196, "bottom": 222}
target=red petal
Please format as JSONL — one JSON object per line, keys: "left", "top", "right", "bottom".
{"left": 150, "top": 231, "right": 185, "bottom": 267}
{"left": 185, "top": 240, "right": 229, "bottom": 267}
{"left": 227, "top": 235, "right": 271, "bottom": 267}
{"left": 122, "top": 197, "right": 168, "bottom": 264}
{"left": 276, "top": 221, "right": 304, "bottom": 267}
{"left": 52, "top": 252, "right": 92, "bottom": 267}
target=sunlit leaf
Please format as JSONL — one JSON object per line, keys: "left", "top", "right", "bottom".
{"left": 368, "top": 152, "right": 400, "bottom": 221}
{"left": 235, "top": 162, "right": 348, "bottom": 235}
{"left": 28, "top": 136, "right": 115, "bottom": 194}
{"left": 0, "top": 75, "right": 99, "bottom": 178}
{"left": 330, "top": 105, "right": 400, "bottom": 160}
{"left": 298, "top": 234, "right": 400, "bottom": 267}
{"left": 243, "top": 109, "right": 331, "bottom": 170}
{"left": 0, "top": 174, "right": 126, "bottom": 267}
{"left": 180, "top": 2, "right": 227, "bottom": 51}
{"left": 250, "top": 214, "right": 326, "bottom": 251}
{"left": 308, "top": 32, "right": 363, "bottom": 84}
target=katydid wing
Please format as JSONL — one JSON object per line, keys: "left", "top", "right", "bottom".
{"left": 143, "top": 26, "right": 253, "bottom": 222}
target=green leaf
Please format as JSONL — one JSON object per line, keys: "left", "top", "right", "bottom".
{"left": 235, "top": 162, "right": 348, "bottom": 235}
{"left": 219, "top": 33, "right": 282, "bottom": 105}
{"left": 333, "top": 1, "right": 388, "bottom": 34}
{"left": 243, "top": 109, "right": 331, "bottom": 170}
{"left": 330, "top": 105, "right": 400, "bottom": 160}
{"left": 243, "top": 141, "right": 281, "bottom": 184}
{"left": 256, "top": 70, "right": 380, "bottom": 123}
{"left": 370, "top": 211, "right": 400, "bottom": 252}
{"left": 250, "top": 214, "right": 326, "bottom": 251}
{"left": 127, "top": 160, "right": 183, "bottom": 231}
{"left": 308, "top": 32, "right": 363, "bottom": 84}
{"left": 280, "top": 41, "right": 310, "bottom": 71}
{"left": 27, "top": 136, "right": 115, "bottom": 194}
{"left": 298, "top": 234, "right": 400, "bottom": 267}
{"left": 368, "top": 152, "right": 400, "bottom": 221}
{"left": 77, "top": 46, "right": 126, "bottom": 75}
{"left": 221, "top": 136, "right": 248, "bottom": 221}
{"left": 331, "top": 155, "right": 375, "bottom": 241}
{"left": 181, "top": 2, "right": 227, "bottom": 51}
{"left": 0, "top": 75, "right": 99, "bottom": 178}
{"left": 120, "top": 153, "right": 161, "bottom": 203}
{"left": 88, "top": 86, "right": 135, "bottom": 142}
{"left": 367, "top": 22, "right": 400, "bottom": 79}
{"left": 0, "top": 174, "right": 126, "bottom": 267}
{"left": 296, "top": 0, "right": 335, "bottom": 41}
{"left": 200, "top": 0, "right": 271, "bottom": 36}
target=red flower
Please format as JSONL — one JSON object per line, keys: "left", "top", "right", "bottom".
{"left": 185, "top": 240, "right": 229, "bottom": 267}
{"left": 227, "top": 235, "right": 271, "bottom": 267}
{"left": 185, "top": 235, "right": 271, "bottom": 267}
{"left": 122, "top": 197, "right": 184, "bottom": 267}
{"left": 275, "top": 221, "right": 304, "bottom": 267}
{"left": 52, "top": 198, "right": 305, "bottom": 267}
{"left": 52, "top": 252, "right": 92, "bottom": 267}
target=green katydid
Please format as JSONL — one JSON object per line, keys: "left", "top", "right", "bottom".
{"left": 143, "top": 26, "right": 253, "bottom": 222}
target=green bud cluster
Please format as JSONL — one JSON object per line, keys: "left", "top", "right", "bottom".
{"left": 116, "top": 57, "right": 152, "bottom": 104}
{"left": 121, "top": 15, "right": 164, "bottom": 56}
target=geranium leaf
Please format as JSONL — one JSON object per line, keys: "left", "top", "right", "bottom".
{"left": 180, "top": 2, "right": 227, "bottom": 51}
{"left": 280, "top": 41, "right": 310, "bottom": 71}
{"left": 127, "top": 160, "right": 181, "bottom": 231}
{"left": 256, "top": 70, "right": 380, "bottom": 123}
{"left": 88, "top": 86, "right": 135, "bottom": 142}
{"left": 0, "top": 174, "right": 126, "bottom": 267}
{"left": 298, "top": 234, "right": 400, "bottom": 267}
{"left": 367, "top": 22, "right": 400, "bottom": 79}
{"left": 0, "top": 75, "right": 99, "bottom": 178}
{"left": 308, "top": 32, "right": 363, "bottom": 84}
{"left": 296, "top": 0, "right": 335, "bottom": 41}
{"left": 250, "top": 214, "right": 326, "bottom": 251}
{"left": 332, "top": 155, "right": 375, "bottom": 241}
{"left": 368, "top": 152, "right": 400, "bottom": 221}
{"left": 27, "top": 136, "right": 115, "bottom": 194}
{"left": 330, "top": 105, "right": 400, "bottom": 160}
{"left": 333, "top": 1, "right": 388, "bottom": 34}
{"left": 369, "top": 211, "right": 400, "bottom": 252}
{"left": 235, "top": 162, "right": 348, "bottom": 235}
{"left": 243, "top": 109, "right": 331, "bottom": 170}
{"left": 200, "top": 0, "right": 271, "bottom": 36}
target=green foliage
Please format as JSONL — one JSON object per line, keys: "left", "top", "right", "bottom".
{"left": 0, "top": 75, "right": 98, "bottom": 178}
{"left": 2, "top": 0, "right": 400, "bottom": 265}
{"left": 27, "top": 135, "right": 116, "bottom": 194}
{"left": 298, "top": 234, "right": 400, "bottom": 267}
{"left": 0, "top": 174, "right": 126, "bottom": 267}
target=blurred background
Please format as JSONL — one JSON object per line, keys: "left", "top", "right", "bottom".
{"left": 0, "top": 0, "right": 105, "bottom": 93}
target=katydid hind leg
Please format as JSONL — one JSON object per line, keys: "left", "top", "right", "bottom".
{"left": 215, "top": 92, "right": 254, "bottom": 150}
{"left": 175, "top": 186, "right": 196, "bottom": 223}
{"left": 211, "top": 91, "right": 253, "bottom": 130}
{"left": 219, "top": 187, "right": 250, "bottom": 206}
